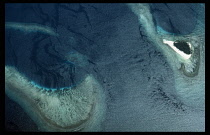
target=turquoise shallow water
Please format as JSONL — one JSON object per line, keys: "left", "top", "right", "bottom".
{"left": 5, "top": 3, "right": 205, "bottom": 132}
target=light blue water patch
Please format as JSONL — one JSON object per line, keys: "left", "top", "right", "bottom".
{"left": 156, "top": 25, "right": 174, "bottom": 35}
{"left": 30, "top": 81, "right": 77, "bottom": 91}
{"left": 5, "top": 22, "right": 59, "bottom": 36}
{"left": 6, "top": 65, "right": 85, "bottom": 92}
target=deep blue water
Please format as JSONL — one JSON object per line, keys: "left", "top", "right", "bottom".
{"left": 5, "top": 3, "right": 204, "bottom": 132}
